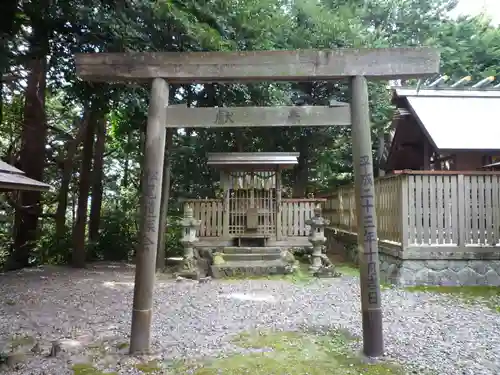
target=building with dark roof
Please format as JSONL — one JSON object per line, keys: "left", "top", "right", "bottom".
{"left": 0, "top": 160, "right": 51, "bottom": 192}
{"left": 384, "top": 80, "right": 500, "bottom": 172}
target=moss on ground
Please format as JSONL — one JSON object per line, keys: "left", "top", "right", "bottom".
{"left": 335, "top": 263, "right": 359, "bottom": 277}
{"left": 73, "top": 360, "right": 162, "bottom": 374}
{"left": 9, "top": 334, "right": 35, "bottom": 350}
{"left": 222, "top": 262, "right": 314, "bottom": 284}
{"left": 170, "top": 330, "right": 405, "bottom": 375}
{"left": 222, "top": 260, "right": 395, "bottom": 289}
{"left": 406, "top": 285, "right": 500, "bottom": 312}
{"left": 223, "top": 260, "right": 365, "bottom": 283}
{"left": 135, "top": 360, "right": 162, "bottom": 373}
{"left": 72, "top": 363, "right": 118, "bottom": 375}
{"left": 116, "top": 341, "right": 129, "bottom": 350}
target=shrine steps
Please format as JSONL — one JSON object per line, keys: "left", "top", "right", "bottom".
{"left": 222, "top": 246, "right": 280, "bottom": 257}
{"left": 211, "top": 247, "right": 290, "bottom": 278}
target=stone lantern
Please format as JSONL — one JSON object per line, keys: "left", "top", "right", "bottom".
{"left": 306, "top": 205, "right": 330, "bottom": 272}
{"left": 179, "top": 205, "right": 201, "bottom": 275}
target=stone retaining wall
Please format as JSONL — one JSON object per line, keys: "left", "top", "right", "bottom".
{"left": 326, "top": 228, "right": 500, "bottom": 286}
{"left": 379, "top": 252, "right": 500, "bottom": 286}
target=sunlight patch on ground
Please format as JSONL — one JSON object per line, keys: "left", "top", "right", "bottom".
{"left": 17, "top": 267, "right": 45, "bottom": 273}
{"left": 102, "top": 281, "right": 135, "bottom": 288}
{"left": 87, "top": 271, "right": 106, "bottom": 275}
{"left": 59, "top": 339, "right": 82, "bottom": 348}
{"left": 222, "top": 292, "right": 278, "bottom": 303}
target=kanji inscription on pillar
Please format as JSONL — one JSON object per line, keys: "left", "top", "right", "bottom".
{"left": 359, "top": 154, "right": 380, "bottom": 307}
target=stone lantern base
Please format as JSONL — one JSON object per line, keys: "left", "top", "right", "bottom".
{"left": 312, "top": 266, "right": 341, "bottom": 278}
{"left": 176, "top": 245, "right": 212, "bottom": 280}
{"left": 307, "top": 245, "right": 341, "bottom": 278}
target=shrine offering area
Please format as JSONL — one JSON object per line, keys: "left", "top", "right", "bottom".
{"left": 0, "top": 263, "right": 498, "bottom": 375}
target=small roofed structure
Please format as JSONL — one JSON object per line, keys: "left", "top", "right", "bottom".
{"left": 384, "top": 79, "right": 500, "bottom": 172}
{"left": 207, "top": 152, "right": 299, "bottom": 170}
{"left": 0, "top": 160, "right": 51, "bottom": 192}
{"left": 183, "top": 152, "right": 324, "bottom": 249}
{"left": 480, "top": 161, "right": 500, "bottom": 171}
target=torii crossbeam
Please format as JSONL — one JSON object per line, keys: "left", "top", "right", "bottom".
{"left": 74, "top": 47, "right": 440, "bottom": 357}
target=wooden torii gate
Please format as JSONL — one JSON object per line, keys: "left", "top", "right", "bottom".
{"left": 75, "top": 48, "right": 440, "bottom": 357}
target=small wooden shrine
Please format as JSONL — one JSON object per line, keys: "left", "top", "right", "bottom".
{"left": 183, "top": 152, "right": 325, "bottom": 248}
{"left": 0, "top": 160, "right": 51, "bottom": 192}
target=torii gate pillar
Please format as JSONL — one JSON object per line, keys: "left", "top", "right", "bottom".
{"left": 75, "top": 48, "right": 440, "bottom": 357}
{"left": 129, "top": 78, "right": 168, "bottom": 353}
{"left": 350, "top": 76, "right": 383, "bottom": 356}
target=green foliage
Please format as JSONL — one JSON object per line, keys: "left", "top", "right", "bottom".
{"left": 87, "top": 209, "right": 138, "bottom": 262}
{"left": 427, "top": 16, "right": 500, "bottom": 80}
{"left": 81, "top": 208, "right": 182, "bottom": 263}
{"left": 34, "top": 228, "right": 74, "bottom": 266}
{"left": 86, "top": 210, "right": 183, "bottom": 262}
{"left": 162, "top": 215, "right": 184, "bottom": 258}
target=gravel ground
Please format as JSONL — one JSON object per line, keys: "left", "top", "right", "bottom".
{"left": 0, "top": 262, "right": 499, "bottom": 374}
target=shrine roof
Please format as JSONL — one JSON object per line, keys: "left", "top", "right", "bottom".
{"left": 207, "top": 152, "right": 299, "bottom": 170}
{"left": 391, "top": 86, "right": 500, "bottom": 151}
{"left": 0, "top": 160, "right": 52, "bottom": 192}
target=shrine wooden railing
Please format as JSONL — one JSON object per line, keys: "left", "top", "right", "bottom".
{"left": 322, "top": 171, "right": 500, "bottom": 248}
{"left": 322, "top": 174, "right": 403, "bottom": 244}
{"left": 183, "top": 198, "right": 324, "bottom": 238}
{"left": 183, "top": 199, "right": 224, "bottom": 237}
{"left": 279, "top": 198, "right": 325, "bottom": 237}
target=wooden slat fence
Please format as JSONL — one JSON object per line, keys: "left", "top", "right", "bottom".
{"left": 405, "top": 173, "right": 500, "bottom": 246}
{"left": 184, "top": 198, "right": 323, "bottom": 238}
{"left": 406, "top": 174, "right": 457, "bottom": 245}
{"left": 279, "top": 199, "right": 324, "bottom": 237}
{"left": 322, "top": 175, "right": 402, "bottom": 243}
{"left": 183, "top": 200, "right": 223, "bottom": 237}
{"left": 464, "top": 174, "right": 500, "bottom": 246}
{"left": 322, "top": 185, "right": 356, "bottom": 232}
{"left": 324, "top": 172, "right": 500, "bottom": 248}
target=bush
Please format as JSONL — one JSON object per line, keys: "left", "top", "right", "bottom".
{"left": 162, "top": 215, "right": 183, "bottom": 258}
{"left": 88, "top": 209, "right": 138, "bottom": 262}
{"left": 24, "top": 207, "right": 184, "bottom": 267}
{"left": 89, "top": 210, "right": 184, "bottom": 262}
{"left": 34, "top": 226, "right": 73, "bottom": 265}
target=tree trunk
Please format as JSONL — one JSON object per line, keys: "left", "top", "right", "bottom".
{"left": 122, "top": 131, "right": 131, "bottom": 189}
{"left": 121, "top": 131, "right": 131, "bottom": 210}
{"left": 88, "top": 113, "right": 107, "bottom": 243}
{"left": 156, "top": 128, "right": 173, "bottom": 271}
{"left": 54, "top": 108, "right": 92, "bottom": 239}
{"left": 293, "top": 132, "right": 310, "bottom": 197}
{"left": 0, "top": 72, "right": 3, "bottom": 128}
{"left": 292, "top": 82, "right": 314, "bottom": 198}
{"left": 8, "top": 51, "right": 47, "bottom": 270}
{"left": 235, "top": 129, "right": 245, "bottom": 152}
{"left": 71, "top": 189, "right": 76, "bottom": 225}
{"left": 71, "top": 109, "right": 98, "bottom": 268}
{"left": 137, "top": 123, "right": 147, "bottom": 195}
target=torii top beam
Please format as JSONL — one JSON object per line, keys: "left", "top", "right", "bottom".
{"left": 75, "top": 48, "right": 440, "bottom": 83}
